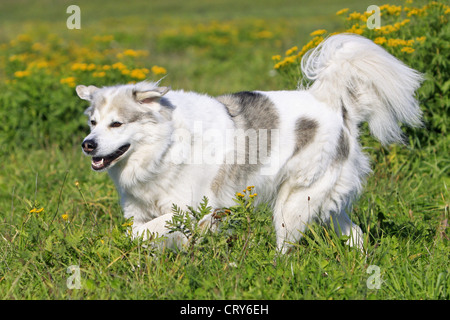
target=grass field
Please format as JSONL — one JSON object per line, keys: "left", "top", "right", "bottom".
{"left": 0, "top": 0, "right": 448, "bottom": 301}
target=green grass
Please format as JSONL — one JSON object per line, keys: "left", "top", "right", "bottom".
{"left": 0, "top": 0, "right": 448, "bottom": 300}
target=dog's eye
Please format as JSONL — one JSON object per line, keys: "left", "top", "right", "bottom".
{"left": 110, "top": 122, "right": 123, "bottom": 128}
{"left": 90, "top": 120, "right": 97, "bottom": 126}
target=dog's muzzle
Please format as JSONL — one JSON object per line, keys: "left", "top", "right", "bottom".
{"left": 82, "top": 139, "right": 130, "bottom": 171}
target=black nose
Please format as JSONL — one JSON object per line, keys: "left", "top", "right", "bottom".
{"left": 82, "top": 139, "right": 97, "bottom": 154}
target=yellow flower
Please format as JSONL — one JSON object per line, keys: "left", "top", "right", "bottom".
{"left": 310, "top": 29, "right": 327, "bottom": 37}
{"left": 60, "top": 76, "right": 77, "bottom": 87}
{"left": 347, "top": 11, "right": 362, "bottom": 20}
{"left": 14, "top": 70, "right": 31, "bottom": 78}
{"left": 31, "top": 42, "right": 44, "bottom": 51}
{"left": 93, "top": 71, "right": 106, "bottom": 77}
{"left": 336, "top": 8, "right": 349, "bottom": 16}
{"left": 122, "top": 221, "right": 134, "bottom": 227}
{"left": 255, "top": 30, "right": 273, "bottom": 39}
{"left": 151, "top": 65, "right": 167, "bottom": 75}
{"left": 123, "top": 49, "right": 138, "bottom": 57}
{"left": 285, "top": 46, "right": 298, "bottom": 56}
{"left": 62, "top": 214, "right": 69, "bottom": 221}
{"left": 130, "top": 69, "right": 147, "bottom": 80}
{"left": 71, "top": 63, "right": 88, "bottom": 71}
{"left": 92, "top": 35, "right": 114, "bottom": 42}
{"left": 272, "top": 55, "right": 281, "bottom": 61}
{"left": 374, "top": 37, "right": 387, "bottom": 45}
{"left": 345, "top": 24, "right": 365, "bottom": 35}
{"left": 117, "top": 49, "right": 148, "bottom": 59}
{"left": 112, "top": 62, "right": 127, "bottom": 70}
{"left": 236, "top": 192, "right": 245, "bottom": 198}
{"left": 415, "top": 36, "right": 426, "bottom": 43}
{"left": 401, "top": 47, "right": 415, "bottom": 53}
{"left": 30, "top": 207, "right": 44, "bottom": 214}
{"left": 35, "top": 61, "right": 49, "bottom": 69}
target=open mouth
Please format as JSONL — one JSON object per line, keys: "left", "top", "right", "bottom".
{"left": 91, "top": 144, "right": 130, "bottom": 171}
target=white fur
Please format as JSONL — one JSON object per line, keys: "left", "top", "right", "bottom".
{"left": 77, "top": 34, "right": 422, "bottom": 253}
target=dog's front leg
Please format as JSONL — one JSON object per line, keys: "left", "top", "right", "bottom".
{"left": 132, "top": 213, "right": 189, "bottom": 250}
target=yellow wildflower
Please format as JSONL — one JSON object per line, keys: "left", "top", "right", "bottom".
{"left": 374, "top": 37, "right": 387, "bottom": 45}
{"left": 60, "top": 76, "right": 77, "bottom": 87}
{"left": 112, "top": 62, "right": 127, "bottom": 70}
{"left": 255, "top": 30, "right": 273, "bottom": 39}
{"left": 71, "top": 63, "right": 88, "bottom": 71}
{"left": 130, "top": 68, "right": 147, "bottom": 80}
{"left": 30, "top": 207, "right": 44, "bottom": 214}
{"left": 236, "top": 192, "right": 245, "bottom": 198}
{"left": 310, "top": 29, "right": 327, "bottom": 37}
{"left": 35, "top": 61, "right": 49, "bottom": 69}
{"left": 401, "top": 47, "right": 415, "bottom": 53}
{"left": 62, "top": 214, "right": 69, "bottom": 221}
{"left": 92, "top": 71, "right": 106, "bottom": 77}
{"left": 151, "top": 65, "right": 167, "bottom": 75}
{"left": 14, "top": 70, "right": 31, "bottom": 78}
{"left": 346, "top": 24, "right": 365, "bottom": 35}
{"left": 285, "top": 46, "right": 298, "bottom": 56}
{"left": 93, "top": 35, "right": 114, "bottom": 42}
{"left": 31, "top": 42, "right": 44, "bottom": 51}
{"left": 272, "top": 55, "right": 281, "bottom": 61}
{"left": 117, "top": 49, "right": 148, "bottom": 59}
{"left": 123, "top": 49, "right": 138, "bottom": 57}
{"left": 347, "top": 11, "right": 362, "bottom": 20}
{"left": 415, "top": 36, "right": 426, "bottom": 43}
{"left": 336, "top": 8, "right": 349, "bottom": 16}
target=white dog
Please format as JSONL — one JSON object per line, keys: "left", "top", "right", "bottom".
{"left": 77, "top": 34, "right": 422, "bottom": 253}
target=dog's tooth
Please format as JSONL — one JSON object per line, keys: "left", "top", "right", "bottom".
{"left": 92, "top": 158, "right": 104, "bottom": 168}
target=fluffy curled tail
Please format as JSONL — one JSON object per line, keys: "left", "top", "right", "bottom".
{"left": 301, "top": 33, "right": 423, "bottom": 145}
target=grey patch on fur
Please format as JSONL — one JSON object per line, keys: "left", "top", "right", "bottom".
{"left": 113, "top": 90, "right": 175, "bottom": 124}
{"left": 293, "top": 117, "right": 318, "bottom": 154}
{"left": 341, "top": 104, "right": 351, "bottom": 129}
{"left": 84, "top": 95, "right": 106, "bottom": 117}
{"left": 211, "top": 91, "right": 279, "bottom": 195}
{"left": 335, "top": 128, "right": 350, "bottom": 162}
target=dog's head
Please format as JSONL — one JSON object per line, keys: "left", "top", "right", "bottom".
{"left": 76, "top": 81, "right": 171, "bottom": 171}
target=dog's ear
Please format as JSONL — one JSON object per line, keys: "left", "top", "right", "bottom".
{"left": 76, "top": 85, "right": 99, "bottom": 101}
{"left": 134, "top": 86, "right": 170, "bottom": 105}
